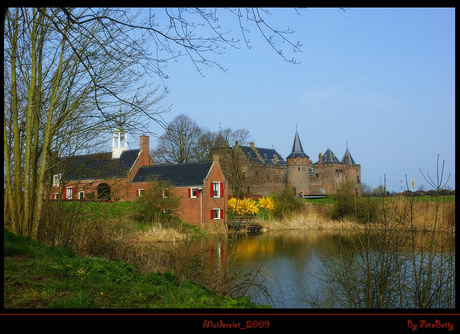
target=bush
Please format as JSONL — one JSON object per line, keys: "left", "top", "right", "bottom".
{"left": 330, "top": 182, "right": 380, "bottom": 223}
{"left": 135, "top": 178, "right": 181, "bottom": 227}
{"left": 272, "top": 186, "right": 303, "bottom": 219}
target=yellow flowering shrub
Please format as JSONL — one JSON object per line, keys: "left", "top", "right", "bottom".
{"left": 228, "top": 197, "right": 259, "bottom": 216}
{"left": 258, "top": 196, "right": 276, "bottom": 211}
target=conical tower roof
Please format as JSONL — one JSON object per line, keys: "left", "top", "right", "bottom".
{"left": 321, "top": 148, "right": 342, "bottom": 164}
{"left": 341, "top": 147, "right": 357, "bottom": 165}
{"left": 286, "top": 129, "right": 309, "bottom": 159}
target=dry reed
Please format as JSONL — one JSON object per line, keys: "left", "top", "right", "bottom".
{"left": 264, "top": 199, "right": 455, "bottom": 233}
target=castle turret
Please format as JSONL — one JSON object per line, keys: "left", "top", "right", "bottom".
{"left": 286, "top": 129, "right": 311, "bottom": 196}
{"left": 341, "top": 147, "right": 356, "bottom": 166}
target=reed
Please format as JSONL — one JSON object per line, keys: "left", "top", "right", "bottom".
{"left": 264, "top": 197, "right": 455, "bottom": 233}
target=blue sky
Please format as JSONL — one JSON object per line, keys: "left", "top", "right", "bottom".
{"left": 143, "top": 8, "right": 455, "bottom": 192}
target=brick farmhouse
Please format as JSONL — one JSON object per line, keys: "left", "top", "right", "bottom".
{"left": 49, "top": 131, "right": 227, "bottom": 231}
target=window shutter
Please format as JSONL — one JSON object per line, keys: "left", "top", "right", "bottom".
{"left": 210, "top": 183, "right": 214, "bottom": 197}
{"left": 188, "top": 188, "right": 191, "bottom": 198}
{"left": 220, "top": 182, "right": 224, "bottom": 197}
{"left": 196, "top": 188, "right": 199, "bottom": 198}
{"left": 210, "top": 209, "right": 214, "bottom": 220}
{"left": 220, "top": 209, "right": 224, "bottom": 219}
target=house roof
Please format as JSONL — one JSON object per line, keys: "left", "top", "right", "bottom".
{"left": 341, "top": 148, "right": 357, "bottom": 165}
{"left": 59, "top": 149, "right": 140, "bottom": 181}
{"left": 239, "top": 145, "right": 286, "bottom": 165}
{"left": 286, "top": 130, "right": 309, "bottom": 159}
{"left": 132, "top": 162, "right": 214, "bottom": 187}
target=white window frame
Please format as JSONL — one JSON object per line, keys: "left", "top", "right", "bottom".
{"left": 53, "top": 193, "right": 60, "bottom": 200}
{"left": 212, "top": 208, "right": 222, "bottom": 220}
{"left": 190, "top": 187, "right": 198, "bottom": 198}
{"left": 78, "top": 191, "right": 84, "bottom": 200}
{"left": 212, "top": 182, "right": 221, "bottom": 198}
{"left": 137, "top": 189, "right": 144, "bottom": 197}
{"left": 53, "top": 174, "right": 61, "bottom": 187}
{"left": 66, "top": 187, "right": 74, "bottom": 200}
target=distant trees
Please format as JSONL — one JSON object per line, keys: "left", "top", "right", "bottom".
{"left": 151, "top": 114, "right": 252, "bottom": 164}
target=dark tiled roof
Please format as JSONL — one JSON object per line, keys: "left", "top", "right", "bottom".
{"left": 314, "top": 148, "right": 343, "bottom": 164}
{"left": 286, "top": 130, "right": 309, "bottom": 159}
{"left": 239, "top": 146, "right": 286, "bottom": 165}
{"left": 132, "top": 162, "right": 213, "bottom": 186}
{"left": 341, "top": 148, "right": 357, "bottom": 165}
{"left": 59, "top": 149, "right": 140, "bottom": 180}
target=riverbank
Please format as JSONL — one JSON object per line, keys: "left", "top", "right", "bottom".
{"left": 3, "top": 229, "right": 261, "bottom": 309}
{"left": 262, "top": 197, "right": 455, "bottom": 233}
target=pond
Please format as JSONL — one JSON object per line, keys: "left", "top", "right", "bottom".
{"left": 182, "top": 229, "right": 455, "bottom": 308}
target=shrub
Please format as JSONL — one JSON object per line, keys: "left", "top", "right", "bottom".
{"left": 272, "top": 186, "right": 303, "bottom": 219}
{"left": 330, "top": 182, "right": 356, "bottom": 221}
{"left": 330, "top": 182, "right": 380, "bottom": 223}
{"left": 228, "top": 197, "right": 259, "bottom": 216}
{"left": 135, "top": 178, "right": 181, "bottom": 226}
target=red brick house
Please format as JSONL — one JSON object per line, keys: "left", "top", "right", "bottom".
{"left": 49, "top": 130, "right": 227, "bottom": 230}
{"left": 130, "top": 156, "right": 228, "bottom": 230}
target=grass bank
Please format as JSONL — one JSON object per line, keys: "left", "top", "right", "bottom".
{"left": 3, "top": 228, "right": 261, "bottom": 309}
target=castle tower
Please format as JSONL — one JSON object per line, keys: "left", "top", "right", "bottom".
{"left": 341, "top": 145, "right": 361, "bottom": 195}
{"left": 286, "top": 129, "right": 311, "bottom": 196}
{"left": 112, "top": 127, "right": 128, "bottom": 159}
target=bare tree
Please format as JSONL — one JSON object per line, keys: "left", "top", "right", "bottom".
{"left": 219, "top": 142, "right": 255, "bottom": 196}
{"left": 4, "top": 8, "right": 166, "bottom": 239}
{"left": 152, "top": 114, "right": 253, "bottom": 164}
{"left": 152, "top": 114, "right": 202, "bottom": 164}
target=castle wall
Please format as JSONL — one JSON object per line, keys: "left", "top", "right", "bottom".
{"left": 248, "top": 164, "right": 287, "bottom": 196}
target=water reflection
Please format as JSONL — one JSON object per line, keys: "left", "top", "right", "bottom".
{"left": 151, "top": 230, "right": 455, "bottom": 308}
{"left": 207, "top": 231, "right": 455, "bottom": 308}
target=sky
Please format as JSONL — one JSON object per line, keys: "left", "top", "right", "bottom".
{"left": 140, "top": 8, "right": 455, "bottom": 192}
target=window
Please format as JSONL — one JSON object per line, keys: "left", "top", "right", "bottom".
{"left": 188, "top": 187, "right": 199, "bottom": 198}
{"left": 137, "top": 189, "right": 144, "bottom": 197}
{"left": 53, "top": 193, "right": 60, "bottom": 200}
{"left": 53, "top": 174, "right": 61, "bottom": 187}
{"left": 213, "top": 182, "right": 219, "bottom": 197}
{"left": 78, "top": 191, "right": 84, "bottom": 200}
{"left": 66, "top": 187, "right": 74, "bottom": 200}
{"left": 211, "top": 182, "right": 223, "bottom": 198}
{"left": 162, "top": 189, "right": 168, "bottom": 198}
{"left": 211, "top": 209, "right": 223, "bottom": 220}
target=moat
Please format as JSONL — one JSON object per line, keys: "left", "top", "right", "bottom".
{"left": 177, "top": 229, "right": 455, "bottom": 308}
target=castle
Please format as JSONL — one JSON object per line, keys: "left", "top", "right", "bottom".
{"left": 215, "top": 129, "right": 361, "bottom": 197}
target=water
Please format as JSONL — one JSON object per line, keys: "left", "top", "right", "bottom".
{"left": 185, "top": 229, "right": 455, "bottom": 308}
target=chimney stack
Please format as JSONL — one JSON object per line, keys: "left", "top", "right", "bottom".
{"left": 318, "top": 152, "right": 322, "bottom": 163}
{"left": 140, "top": 135, "right": 149, "bottom": 153}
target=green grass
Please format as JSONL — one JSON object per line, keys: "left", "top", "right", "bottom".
{"left": 3, "top": 229, "right": 261, "bottom": 309}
